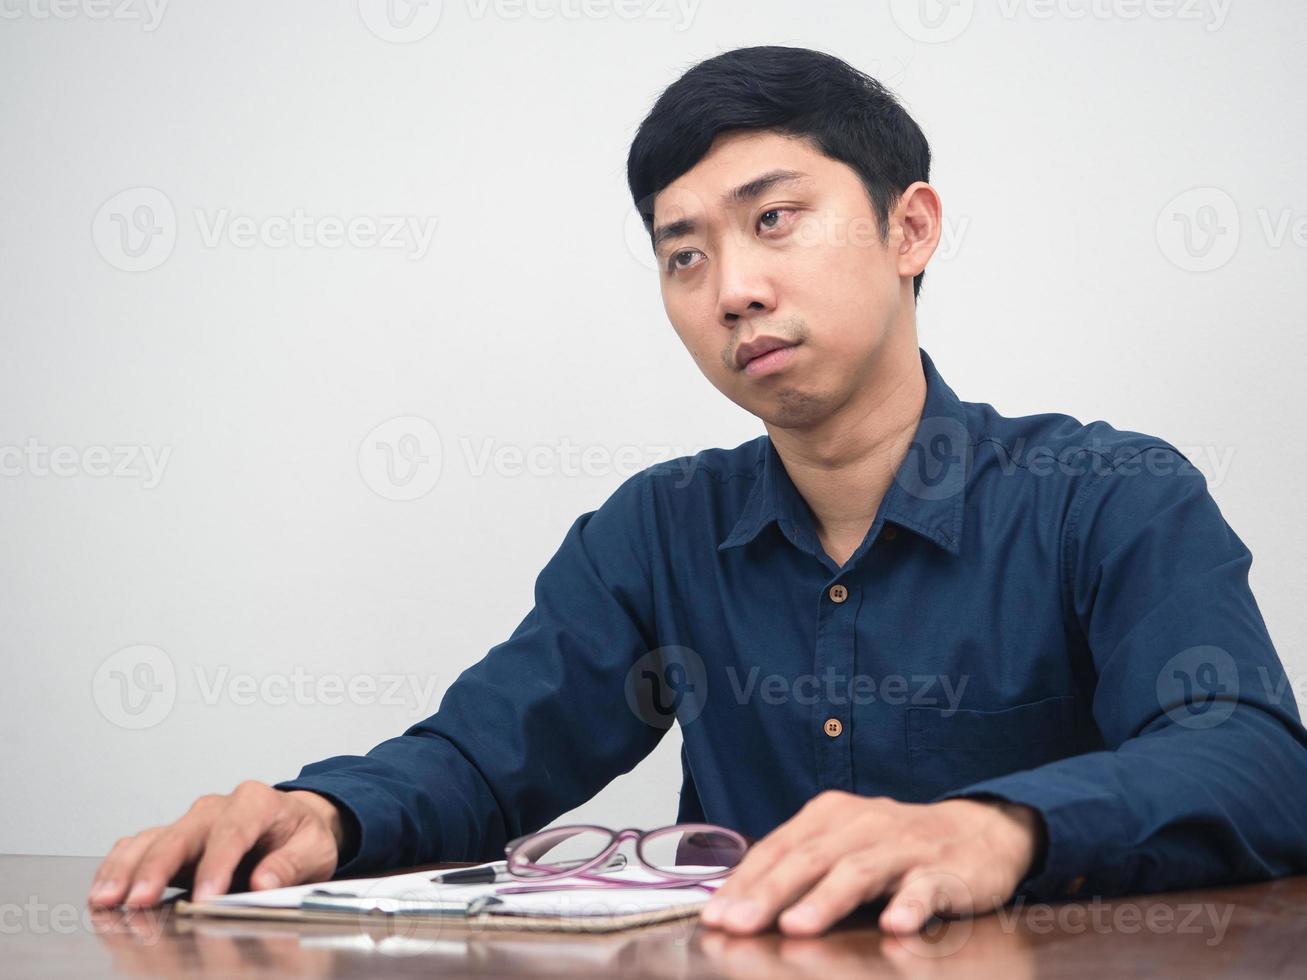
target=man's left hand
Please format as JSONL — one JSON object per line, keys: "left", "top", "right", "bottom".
{"left": 700, "top": 791, "right": 1045, "bottom": 936}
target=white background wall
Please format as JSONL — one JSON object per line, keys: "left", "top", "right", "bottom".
{"left": 1, "top": 0, "right": 1304, "bottom": 856}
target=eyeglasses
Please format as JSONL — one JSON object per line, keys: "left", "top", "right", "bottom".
{"left": 498, "top": 823, "right": 749, "bottom": 894}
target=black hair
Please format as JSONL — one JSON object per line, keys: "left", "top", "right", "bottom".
{"left": 627, "top": 46, "right": 932, "bottom": 302}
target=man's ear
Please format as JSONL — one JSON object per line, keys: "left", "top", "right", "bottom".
{"left": 893, "top": 181, "right": 943, "bottom": 282}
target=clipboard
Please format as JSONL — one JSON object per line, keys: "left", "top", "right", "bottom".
{"left": 173, "top": 896, "right": 706, "bottom": 933}
{"left": 172, "top": 861, "right": 721, "bottom": 933}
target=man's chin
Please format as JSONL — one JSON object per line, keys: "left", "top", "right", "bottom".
{"left": 751, "top": 387, "right": 834, "bottom": 432}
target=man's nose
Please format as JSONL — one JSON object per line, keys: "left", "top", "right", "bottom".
{"left": 715, "top": 247, "right": 776, "bottom": 325}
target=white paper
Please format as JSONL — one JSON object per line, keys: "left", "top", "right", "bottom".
{"left": 205, "top": 864, "right": 725, "bottom": 918}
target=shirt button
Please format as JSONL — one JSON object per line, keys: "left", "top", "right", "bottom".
{"left": 1066, "top": 875, "right": 1086, "bottom": 896}
{"left": 823, "top": 718, "right": 843, "bottom": 737}
{"left": 882, "top": 525, "right": 898, "bottom": 541}
{"left": 828, "top": 584, "right": 848, "bottom": 603}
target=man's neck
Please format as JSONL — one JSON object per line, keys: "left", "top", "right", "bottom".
{"left": 765, "top": 336, "right": 927, "bottom": 565}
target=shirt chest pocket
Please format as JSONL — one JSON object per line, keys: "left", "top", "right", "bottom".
{"left": 904, "top": 694, "right": 1090, "bottom": 801}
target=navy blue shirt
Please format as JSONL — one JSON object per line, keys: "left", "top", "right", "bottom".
{"left": 279, "top": 347, "right": 1307, "bottom": 901}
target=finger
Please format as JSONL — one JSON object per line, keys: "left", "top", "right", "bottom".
{"left": 880, "top": 867, "right": 971, "bottom": 934}
{"left": 708, "top": 828, "right": 803, "bottom": 904}
{"left": 247, "top": 820, "right": 338, "bottom": 892}
{"left": 700, "top": 832, "right": 789, "bottom": 925}
{"left": 706, "top": 794, "right": 899, "bottom": 933}
{"left": 190, "top": 823, "right": 272, "bottom": 901}
{"left": 777, "top": 846, "right": 912, "bottom": 936}
{"left": 89, "top": 829, "right": 163, "bottom": 907}
{"left": 705, "top": 837, "right": 850, "bottom": 934}
{"left": 122, "top": 813, "right": 216, "bottom": 908}
{"left": 711, "top": 792, "right": 870, "bottom": 904}
{"left": 190, "top": 782, "right": 291, "bottom": 899}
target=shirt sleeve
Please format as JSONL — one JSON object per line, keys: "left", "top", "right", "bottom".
{"left": 937, "top": 443, "right": 1307, "bottom": 901}
{"left": 274, "top": 470, "right": 667, "bottom": 876}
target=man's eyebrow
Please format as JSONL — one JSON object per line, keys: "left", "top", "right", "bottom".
{"left": 651, "top": 217, "right": 697, "bottom": 253}
{"left": 722, "top": 168, "right": 810, "bottom": 208}
{"left": 650, "top": 169, "right": 811, "bottom": 252}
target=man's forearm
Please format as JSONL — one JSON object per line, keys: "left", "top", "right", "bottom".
{"left": 938, "top": 703, "right": 1307, "bottom": 901}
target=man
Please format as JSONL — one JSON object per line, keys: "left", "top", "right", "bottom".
{"left": 88, "top": 46, "right": 1307, "bottom": 937}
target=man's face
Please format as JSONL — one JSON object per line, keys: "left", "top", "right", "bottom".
{"left": 651, "top": 130, "right": 928, "bottom": 430}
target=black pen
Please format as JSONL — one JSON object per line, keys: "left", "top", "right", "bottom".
{"left": 431, "top": 853, "right": 628, "bottom": 885}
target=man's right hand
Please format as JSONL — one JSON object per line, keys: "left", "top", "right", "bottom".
{"left": 87, "top": 781, "right": 349, "bottom": 909}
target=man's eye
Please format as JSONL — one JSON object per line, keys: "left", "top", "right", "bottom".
{"left": 758, "top": 208, "right": 795, "bottom": 233}
{"left": 667, "top": 249, "right": 703, "bottom": 273}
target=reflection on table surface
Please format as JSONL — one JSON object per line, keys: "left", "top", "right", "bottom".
{"left": 4, "top": 855, "right": 1304, "bottom": 979}
{"left": 89, "top": 902, "right": 1039, "bottom": 979}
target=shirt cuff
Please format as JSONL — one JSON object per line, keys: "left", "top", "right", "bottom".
{"left": 933, "top": 764, "right": 1135, "bottom": 902}
{"left": 274, "top": 761, "right": 418, "bottom": 878}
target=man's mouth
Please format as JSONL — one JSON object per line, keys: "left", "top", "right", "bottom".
{"left": 735, "top": 336, "right": 801, "bottom": 377}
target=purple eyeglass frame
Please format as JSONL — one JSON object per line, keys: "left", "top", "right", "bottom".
{"left": 499, "top": 822, "right": 749, "bottom": 894}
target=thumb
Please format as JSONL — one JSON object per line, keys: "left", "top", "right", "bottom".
{"left": 249, "top": 826, "right": 338, "bottom": 890}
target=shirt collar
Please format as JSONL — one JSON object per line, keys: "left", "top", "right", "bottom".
{"left": 717, "top": 346, "right": 969, "bottom": 558}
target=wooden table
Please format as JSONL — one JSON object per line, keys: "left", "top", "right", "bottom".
{"left": 2, "top": 854, "right": 1305, "bottom": 978}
